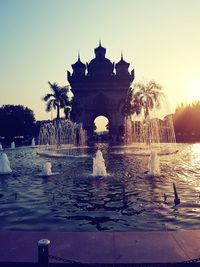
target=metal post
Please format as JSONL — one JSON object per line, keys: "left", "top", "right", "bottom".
{"left": 173, "top": 183, "right": 180, "bottom": 205}
{"left": 38, "top": 239, "right": 50, "bottom": 267}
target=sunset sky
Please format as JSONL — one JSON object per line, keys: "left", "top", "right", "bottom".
{"left": 0, "top": 0, "right": 200, "bottom": 122}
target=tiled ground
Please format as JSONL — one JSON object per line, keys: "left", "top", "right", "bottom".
{"left": 0, "top": 231, "right": 200, "bottom": 264}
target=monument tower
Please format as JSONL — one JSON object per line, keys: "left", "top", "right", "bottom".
{"left": 67, "top": 42, "right": 134, "bottom": 143}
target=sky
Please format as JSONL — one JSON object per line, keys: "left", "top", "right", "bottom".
{"left": 0, "top": 0, "right": 200, "bottom": 123}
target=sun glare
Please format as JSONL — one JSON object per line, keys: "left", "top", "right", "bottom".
{"left": 183, "top": 78, "right": 200, "bottom": 103}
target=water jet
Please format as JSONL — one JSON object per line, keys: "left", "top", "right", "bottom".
{"left": 147, "top": 151, "right": 160, "bottom": 176}
{"left": 31, "top": 138, "right": 35, "bottom": 147}
{"left": 0, "top": 153, "right": 12, "bottom": 174}
{"left": 93, "top": 150, "right": 107, "bottom": 176}
{"left": 11, "top": 141, "right": 15, "bottom": 149}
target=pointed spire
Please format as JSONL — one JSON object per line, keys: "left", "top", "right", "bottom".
{"left": 71, "top": 51, "right": 86, "bottom": 75}
{"left": 121, "top": 50, "right": 123, "bottom": 60}
{"left": 94, "top": 40, "right": 106, "bottom": 58}
{"left": 116, "top": 50, "right": 130, "bottom": 74}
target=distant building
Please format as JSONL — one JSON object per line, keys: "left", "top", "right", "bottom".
{"left": 67, "top": 42, "right": 134, "bottom": 143}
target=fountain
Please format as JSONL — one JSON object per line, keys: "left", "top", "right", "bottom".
{"left": 39, "top": 162, "right": 60, "bottom": 177}
{"left": 131, "top": 116, "right": 176, "bottom": 144}
{"left": 41, "top": 162, "right": 52, "bottom": 176}
{"left": 1, "top": 141, "right": 200, "bottom": 231}
{"left": 11, "top": 141, "right": 15, "bottom": 149}
{"left": 121, "top": 80, "right": 177, "bottom": 155}
{"left": 38, "top": 119, "right": 87, "bottom": 148}
{"left": 31, "top": 138, "right": 35, "bottom": 147}
{"left": 39, "top": 84, "right": 86, "bottom": 149}
{"left": 146, "top": 151, "right": 160, "bottom": 177}
{"left": 93, "top": 150, "right": 107, "bottom": 176}
{"left": 0, "top": 143, "right": 3, "bottom": 151}
{"left": 123, "top": 110, "right": 177, "bottom": 156}
{"left": 0, "top": 153, "right": 12, "bottom": 174}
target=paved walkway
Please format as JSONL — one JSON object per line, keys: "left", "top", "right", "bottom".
{"left": 0, "top": 230, "right": 199, "bottom": 264}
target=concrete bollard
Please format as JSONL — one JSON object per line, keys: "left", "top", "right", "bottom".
{"left": 38, "top": 239, "right": 50, "bottom": 267}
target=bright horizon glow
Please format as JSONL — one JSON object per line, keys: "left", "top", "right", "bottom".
{"left": 182, "top": 78, "right": 200, "bottom": 104}
{"left": 0, "top": 0, "right": 200, "bottom": 122}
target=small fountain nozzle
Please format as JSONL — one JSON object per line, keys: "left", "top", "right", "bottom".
{"left": 173, "top": 183, "right": 180, "bottom": 205}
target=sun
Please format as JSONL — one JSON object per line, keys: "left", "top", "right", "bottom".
{"left": 183, "top": 78, "right": 200, "bottom": 103}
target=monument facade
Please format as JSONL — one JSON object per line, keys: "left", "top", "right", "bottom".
{"left": 67, "top": 43, "right": 134, "bottom": 143}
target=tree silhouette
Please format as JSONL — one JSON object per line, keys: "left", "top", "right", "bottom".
{"left": 43, "top": 81, "right": 70, "bottom": 120}
{"left": 173, "top": 101, "right": 200, "bottom": 141}
{"left": 122, "top": 81, "right": 163, "bottom": 120}
{"left": 132, "top": 81, "right": 163, "bottom": 119}
{"left": 0, "top": 105, "right": 35, "bottom": 140}
{"left": 121, "top": 87, "right": 135, "bottom": 116}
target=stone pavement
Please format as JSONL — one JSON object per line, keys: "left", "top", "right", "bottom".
{"left": 0, "top": 230, "right": 200, "bottom": 264}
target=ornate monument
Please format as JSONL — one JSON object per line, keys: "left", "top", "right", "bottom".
{"left": 67, "top": 42, "right": 134, "bottom": 143}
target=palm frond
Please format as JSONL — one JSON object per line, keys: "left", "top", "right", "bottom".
{"left": 48, "top": 81, "right": 60, "bottom": 94}
{"left": 147, "top": 97, "right": 154, "bottom": 110}
{"left": 43, "top": 93, "right": 55, "bottom": 102}
{"left": 46, "top": 99, "right": 55, "bottom": 112}
{"left": 131, "top": 80, "right": 164, "bottom": 119}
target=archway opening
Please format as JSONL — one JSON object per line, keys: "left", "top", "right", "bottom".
{"left": 94, "top": 116, "right": 109, "bottom": 133}
{"left": 94, "top": 116, "right": 109, "bottom": 143}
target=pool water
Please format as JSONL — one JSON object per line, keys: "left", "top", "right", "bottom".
{"left": 0, "top": 143, "right": 200, "bottom": 231}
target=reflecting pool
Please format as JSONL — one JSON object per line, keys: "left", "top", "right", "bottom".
{"left": 0, "top": 143, "right": 200, "bottom": 231}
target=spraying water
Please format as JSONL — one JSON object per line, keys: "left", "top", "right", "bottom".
{"left": 31, "top": 138, "right": 35, "bottom": 147}
{"left": 0, "top": 153, "right": 12, "bottom": 173}
{"left": 126, "top": 87, "right": 177, "bottom": 154}
{"left": 0, "top": 143, "right": 3, "bottom": 150}
{"left": 42, "top": 162, "right": 52, "bottom": 176}
{"left": 93, "top": 150, "right": 107, "bottom": 176}
{"left": 131, "top": 115, "right": 176, "bottom": 145}
{"left": 38, "top": 119, "right": 87, "bottom": 147}
{"left": 147, "top": 151, "right": 160, "bottom": 176}
{"left": 11, "top": 142, "right": 15, "bottom": 149}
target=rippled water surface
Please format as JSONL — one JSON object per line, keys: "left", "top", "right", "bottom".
{"left": 1, "top": 143, "right": 200, "bottom": 231}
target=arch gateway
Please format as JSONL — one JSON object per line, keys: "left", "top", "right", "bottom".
{"left": 67, "top": 43, "right": 134, "bottom": 144}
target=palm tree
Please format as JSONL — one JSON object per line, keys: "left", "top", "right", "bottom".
{"left": 134, "top": 81, "right": 163, "bottom": 119}
{"left": 43, "top": 81, "right": 71, "bottom": 120}
{"left": 122, "top": 81, "right": 163, "bottom": 144}
{"left": 131, "top": 80, "right": 163, "bottom": 120}
{"left": 121, "top": 87, "right": 134, "bottom": 116}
